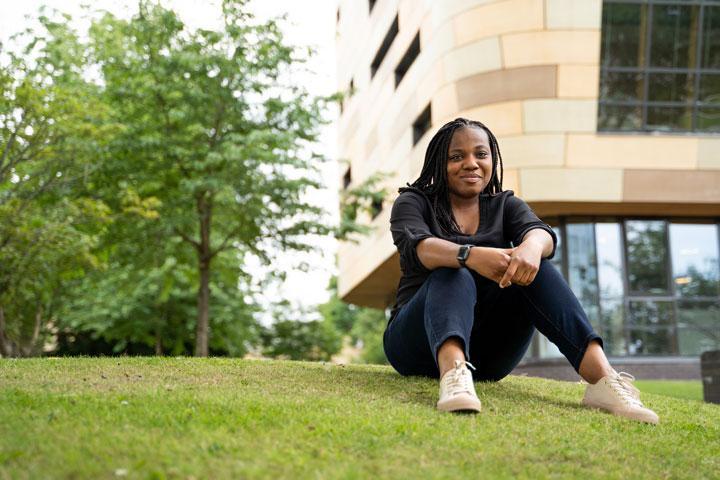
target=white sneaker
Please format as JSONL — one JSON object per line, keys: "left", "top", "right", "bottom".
{"left": 583, "top": 371, "right": 659, "bottom": 424}
{"left": 437, "top": 359, "right": 482, "bottom": 413}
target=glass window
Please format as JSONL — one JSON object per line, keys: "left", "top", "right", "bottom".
{"left": 646, "top": 106, "right": 693, "bottom": 131}
{"left": 596, "top": 222, "right": 627, "bottom": 355}
{"left": 600, "top": 298, "right": 627, "bottom": 356}
{"left": 537, "top": 333, "right": 564, "bottom": 359}
{"left": 600, "top": 71, "right": 644, "bottom": 102}
{"left": 625, "top": 220, "right": 669, "bottom": 294}
{"left": 699, "top": 74, "right": 720, "bottom": 103}
{"left": 676, "top": 300, "right": 720, "bottom": 355}
{"left": 647, "top": 73, "right": 695, "bottom": 103}
{"left": 598, "top": 104, "right": 643, "bottom": 130}
{"left": 596, "top": 222, "right": 625, "bottom": 298}
{"left": 702, "top": 6, "right": 720, "bottom": 69}
{"left": 527, "top": 217, "right": 720, "bottom": 361}
{"left": 627, "top": 300, "right": 677, "bottom": 355}
{"left": 649, "top": 4, "right": 700, "bottom": 69}
{"left": 599, "top": 1, "right": 720, "bottom": 133}
{"left": 550, "top": 225, "right": 563, "bottom": 274}
{"left": 697, "top": 106, "right": 720, "bottom": 131}
{"left": 600, "top": 2, "right": 648, "bottom": 68}
{"left": 567, "top": 223, "right": 599, "bottom": 326}
{"left": 669, "top": 223, "right": 720, "bottom": 297}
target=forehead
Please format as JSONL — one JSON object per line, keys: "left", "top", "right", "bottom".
{"left": 448, "top": 126, "right": 490, "bottom": 150}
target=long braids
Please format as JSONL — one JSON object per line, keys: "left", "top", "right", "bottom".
{"left": 400, "top": 117, "right": 505, "bottom": 235}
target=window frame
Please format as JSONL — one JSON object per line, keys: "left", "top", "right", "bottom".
{"left": 599, "top": 0, "right": 720, "bottom": 135}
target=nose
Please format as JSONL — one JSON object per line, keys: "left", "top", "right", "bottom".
{"left": 462, "top": 156, "right": 480, "bottom": 170}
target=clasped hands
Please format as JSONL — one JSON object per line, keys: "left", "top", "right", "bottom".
{"left": 468, "top": 241, "right": 544, "bottom": 289}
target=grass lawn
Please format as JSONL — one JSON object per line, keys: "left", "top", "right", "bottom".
{"left": 634, "top": 380, "right": 704, "bottom": 402}
{"left": 1, "top": 358, "right": 718, "bottom": 479}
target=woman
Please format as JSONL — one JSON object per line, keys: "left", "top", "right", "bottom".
{"left": 383, "top": 118, "right": 658, "bottom": 424}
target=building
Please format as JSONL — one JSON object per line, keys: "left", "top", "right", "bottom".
{"left": 334, "top": 0, "right": 720, "bottom": 379}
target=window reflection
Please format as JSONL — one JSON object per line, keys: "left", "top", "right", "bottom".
{"left": 567, "top": 223, "right": 599, "bottom": 326}
{"left": 533, "top": 219, "right": 720, "bottom": 360}
{"left": 596, "top": 223, "right": 624, "bottom": 298}
{"left": 550, "top": 225, "right": 563, "bottom": 273}
{"left": 599, "top": 298, "right": 626, "bottom": 356}
{"left": 650, "top": 4, "right": 700, "bottom": 69}
{"left": 625, "top": 220, "right": 669, "bottom": 294}
{"left": 669, "top": 223, "right": 720, "bottom": 297}
{"left": 627, "top": 301, "right": 677, "bottom": 355}
{"left": 600, "top": 2, "right": 647, "bottom": 68}
{"left": 599, "top": 1, "right": 719, "bottom": 132}
{"left": 702, "top": 6, "right": 720, "bottom": 69}
{"left": 596, "top": 223, "right": 626, "bottom": 355}
{"left": 676, "top": 301, "right": 720, "bottom": 355}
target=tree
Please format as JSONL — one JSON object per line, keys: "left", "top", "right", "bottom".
{"left": 317, "top": 276, "right": 388, "bottom": 365}
{"left": 258, "top": 306, "right": 343, "bottom": 362}
{"left": 84, "top": 1, "right": 333, "bottom": 356}
{"left": 0, "top": 12, "right": 113, "bottom": 356}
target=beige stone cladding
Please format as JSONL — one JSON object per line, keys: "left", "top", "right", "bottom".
{"left": 335, "top": 0, "right": 720, "bottom": 306}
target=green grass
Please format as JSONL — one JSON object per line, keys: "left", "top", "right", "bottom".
{"left": 634, "top": 380, "right": 704, "bottom": 402}
{"left": 1, "top": 358, "right": 718, "bottom": 479}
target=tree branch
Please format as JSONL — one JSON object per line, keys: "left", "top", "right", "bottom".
{"left": 209, "top": 224, "right": 242, "bottom": 259}
{"left": 173, "top": 227, "right": 201, "bottom": 250}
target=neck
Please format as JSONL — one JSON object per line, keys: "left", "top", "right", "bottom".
{"left": 450, "top": 193, "right": 480, "bottom": 211}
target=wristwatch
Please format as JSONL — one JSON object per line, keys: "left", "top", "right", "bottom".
{"left": 457, "top": 244, "right": 474, "bottom": 268}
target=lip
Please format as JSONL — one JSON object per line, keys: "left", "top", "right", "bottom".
{"left": 460, "top": 175, "right": 482, "bottom": 183}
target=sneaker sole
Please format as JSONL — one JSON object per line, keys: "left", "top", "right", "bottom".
{"left": 582, "top": 399, "right": 659, "bottom": 424}
{"left": 437, "top": 395, "right": 482, "bottom": 413}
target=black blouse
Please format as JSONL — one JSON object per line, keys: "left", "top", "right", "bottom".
{"left": 388, "top": 186, "right": 557, "bottom": 324}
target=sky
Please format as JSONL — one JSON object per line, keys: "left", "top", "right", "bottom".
{"left": 0, "top": 0, "right": 341, "bottom": 324}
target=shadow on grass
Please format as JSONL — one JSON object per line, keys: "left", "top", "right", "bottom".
{"left": 368, "top": 368, "right": 587, "bottom": 414}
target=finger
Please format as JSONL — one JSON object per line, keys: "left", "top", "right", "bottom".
{"left": 499, "top": 259, "right": 518, "bottom": 288}
{"left": 512, "top": 267, "right": 529, "bottom": 286}
{"left": 518, "top": 269, "right": 532, "bottom": 286}
{"left": 511, "top": 267, "right": 526, "bottom": 285}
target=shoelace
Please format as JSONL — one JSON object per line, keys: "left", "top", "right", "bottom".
{"left": 443, "top": 360, "right": 477, "bottom": 397}
{"left": 608, "top": 371, "right": 644, "bottom": 407}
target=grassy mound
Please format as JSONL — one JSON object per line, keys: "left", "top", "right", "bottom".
{"left": 1, "top": 357, "right": 718, "bottom": 479}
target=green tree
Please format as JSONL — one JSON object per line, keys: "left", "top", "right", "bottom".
{"left": 259, "top": 300, "right": 342, "bottom": 361}
{"left": 317, "top": 276, "right": 388, "bottom": 365}
{"left": 82, "top": 1, "right": 333, "bottom": 356}
{"left": 0, "top": 12, "right": 113, "bottom": 356}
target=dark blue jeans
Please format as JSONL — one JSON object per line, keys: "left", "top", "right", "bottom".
{"left": 383, "top": 259, "right": 603, "bottom": 380}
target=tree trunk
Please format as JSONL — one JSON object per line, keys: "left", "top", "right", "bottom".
{"left": 195, "top": 193, "right": 212, "bottom": 357}
{"left": 0, "top": 306, "right": 11, "bottom": 357}
{"left": 19, "top": 304, "right": 42, "bottom": 357}
{"left": 155, "top": 326, "right": 163, "bottom": 356}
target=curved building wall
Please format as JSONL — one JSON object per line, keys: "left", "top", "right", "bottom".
{"left": 335, "top": 0, "right": 720, "bottom": 309}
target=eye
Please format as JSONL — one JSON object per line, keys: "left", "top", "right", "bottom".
{"left": 449, "top": 154, "right": 462, "bottom": 161}
{"left": 475, "top": 151, "right": 488, "bottom": 159}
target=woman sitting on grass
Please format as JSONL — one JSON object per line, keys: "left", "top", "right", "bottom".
{"left": 384, "top": 117, "right": 659, "bottom": 424}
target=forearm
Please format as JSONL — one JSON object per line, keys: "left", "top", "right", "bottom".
{"left": 521, "top": 228, "right": 554, "bottom": 258}
{"left": 416, "top": 237, "right": 465, "bottom": 270}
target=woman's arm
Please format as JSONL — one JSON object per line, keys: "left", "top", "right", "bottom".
{"left": 417, "top": 238, "right": 514, "bottom": 285}
{"left": 521, "top": 228, "right": 554, "bottom": 258}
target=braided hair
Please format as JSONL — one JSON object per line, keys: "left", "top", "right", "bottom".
{"left": 400, "top": 117, "right": 505, "bottom": 235}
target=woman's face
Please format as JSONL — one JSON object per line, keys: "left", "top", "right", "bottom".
{"left": 446, "top": 126, "right": 493, "bottom": 200}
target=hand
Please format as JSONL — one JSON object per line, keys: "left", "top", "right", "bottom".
{"left": 498, "top": 241, "right": 543, "bottom": 288}
{"left": 466, "top": 246, "right": 515, "bottom": 285}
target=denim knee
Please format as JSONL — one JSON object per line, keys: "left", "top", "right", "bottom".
{"left": 427, "top": 267, "right": 476, "bottom": 300}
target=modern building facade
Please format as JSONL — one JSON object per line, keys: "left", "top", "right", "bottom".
{"left": 335, "top": 0, "right": 720, "bottom": 378}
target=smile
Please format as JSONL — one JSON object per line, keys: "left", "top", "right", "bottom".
{"left": 460, "top": 176, "right": 482, "bottom": 183}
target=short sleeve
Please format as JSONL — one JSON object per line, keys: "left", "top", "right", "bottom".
{"left": 390, "top": 192, "right": 434, "bottom": 274}
{"left": 503, "top": 191, "right": 557, "bottom": 260}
